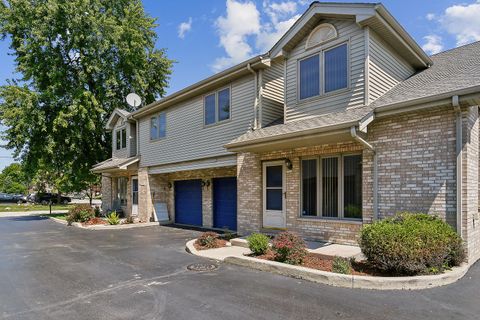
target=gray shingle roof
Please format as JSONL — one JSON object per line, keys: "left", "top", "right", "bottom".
{"left": 227, "top": 41, "right": 480, "bottom": 149}
{"left": 370, "top": 41, "right": 480, "bottom": 109}
{"left": 227, "top": 105, "right": 372, "bottom": 146}
{"left": 91, "top": 156, "right": 139, "bottom": 172}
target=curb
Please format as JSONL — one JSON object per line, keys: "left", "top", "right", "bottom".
{"left": 223, "top": 255, "right": 469, "bottom": 290}
{"left": 45, "top": 215, "right": 160, "bottom": 230}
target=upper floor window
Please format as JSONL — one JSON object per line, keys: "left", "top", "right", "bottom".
{"left": 305, "top": 23, "right": 337, "bottom": 49}
{"left": 204, "top": 87, "right": 230, "bottom": 126}
{"left": 299, "top": 43, "right": 348, "bottom": 100}
{"left": 150, "top": 112, "right": 166, "bottom": 140}
{"left": 116, "top": 128, "right": 127, "bottom": 150}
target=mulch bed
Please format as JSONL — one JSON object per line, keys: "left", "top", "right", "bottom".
{"left": 254, "top": 250, "right": 385, "bottom": 276}
{"left": 194, "top": 239, "right": 227, "bottom": 251}
{"left": 83, "top": 217, "right": 108, "bottom": 226}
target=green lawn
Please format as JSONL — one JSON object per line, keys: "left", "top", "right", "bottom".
{"left": 0, "top": 204, "right": 71, "bottom": 212}
{"left": 45, "top": 213, "right": 68, "bottom": 220}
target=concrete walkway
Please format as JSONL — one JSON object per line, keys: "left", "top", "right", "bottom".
{"left": 0, "top": 210, "right": 68, "bottom": 218}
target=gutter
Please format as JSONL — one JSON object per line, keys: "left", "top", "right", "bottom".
{"left": 351, "top": 126, "right": 378, "bottom": 221}
{"left": 247, "top": 63, "right": 259, "bottom": 129}
{"left": 452, "top": 95, "right": 462, "bottom": 236}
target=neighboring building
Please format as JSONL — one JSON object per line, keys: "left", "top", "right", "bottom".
{"left": 92, "top": 2, "right": 480, "bottom": 263}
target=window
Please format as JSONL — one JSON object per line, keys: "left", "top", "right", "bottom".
{"left": 301, "top": 154, "right": 362, "bottom": 219}
{"left": 150, "top": 112, "right": 166, "bottom": 140}
{"left": 299, "top": 55, "right": 320, "bottom": 99}
{"left": 116, "top": 130, "right": 121, "bottom": 150}
{"left": 121, "top": 128, "right": 127, "bottom": 149}
{"left": 305, "top": 23, "right": 337, "bottom": 49}
{"left": 324, "top": 44, "right": 348, "bottom": 93}
{"left": 117, "top": 177, "right": 127, "bottom": 206}
{"left": 204, "top": 87, "right": 230, "bottom": 125}
{"left": 298, "top": 43, "right": 348, "bottom": 100}
{"left": 204, "top": 93, "right": 216, "bottom": 125}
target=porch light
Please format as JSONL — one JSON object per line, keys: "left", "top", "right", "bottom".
{"left": 202, "top": 179, "right": 211, "bottom": 188}
{"left": 284, "top": 158, "right": 293, "bottom": 170}
{"left": 167, "top": 182, "right": 172, "bottom": 189}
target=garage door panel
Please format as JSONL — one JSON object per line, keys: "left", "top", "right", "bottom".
{"left": 175, "top": 180, "right": 202, "bottom": 226}
{"left": 213, "top": 177, "right": 237, "bottom": 230}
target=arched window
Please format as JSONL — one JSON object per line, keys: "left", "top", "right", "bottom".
{"left": 305, "top": 23, "right": 337, "bottom": 49}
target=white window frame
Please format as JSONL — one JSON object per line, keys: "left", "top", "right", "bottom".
{"left": 297, "top": 40, "right": 350, "bottom": 102}
{"left": 150, "top": 111, "right": 167, "bottom": 141}
{"left": 115, "top": 126, "right": 127, "bottom": 150}
{"left": 203, "top": 85, "right": 232, "bottom": 127}
{"left": 299, "top": 153, "right": 362, "bottom": 220}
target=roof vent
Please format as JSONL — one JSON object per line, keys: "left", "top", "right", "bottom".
{"left": 305, "top": 23, "right": 337, "bottom": 49}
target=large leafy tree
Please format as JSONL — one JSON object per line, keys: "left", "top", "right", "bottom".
{"left": 0, "top": 0, "right": 172, "bottom": 197}
{"left": 0, "top": 163, "right": 28, "bottom": 194}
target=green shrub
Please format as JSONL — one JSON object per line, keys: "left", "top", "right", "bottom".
{"left": 94, "top": 206, "right": 101, "bottom": 217}
{"left": 247, "top": 233, "right": 270, "bottom": 255}
{"left": 66, "top": 204, "right": 95, "bottom": 225}
{"left": 359, "top": 213, "right": 466, "bottom": 275}
{"left": 332, "top": 256, "right": 352, "bottom": 274}
{"left": 271, "top": 231, "right": 308, "bottom": 265}
{"left": 196, "top": 232, "right": 219, "bottom": 249}
{"left": 106, "top": 211, "right": 120, "bottom": 225}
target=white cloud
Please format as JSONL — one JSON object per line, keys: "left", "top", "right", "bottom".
{"left": 439, "top": 1, "right": 480, "bottom": 46}
{"left": 422, "top": 35, "right": 444, "bottom": 54}
{"left": 178, "top": 17, "right": 193, "bottom": 39}
{"left": 425, "top": 13, "right": 436, "bottom": 21}
{"left": 212, "top": 0, "right": 301, "bottom": 72}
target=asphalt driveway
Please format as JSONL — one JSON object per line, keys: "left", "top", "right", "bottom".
{"left": 0, "top": 216, "right": 479, "bottom": 320}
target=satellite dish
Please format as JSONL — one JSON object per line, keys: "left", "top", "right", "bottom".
{"left": 126, "top": 93, "right": 142, "bottom": 108}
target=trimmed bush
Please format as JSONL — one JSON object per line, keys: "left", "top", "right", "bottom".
{"left": 247, "top": 233, "right": 270, "bottom": 255}
{"left": 332, "top": 256, "right": 352, "bottom": 274}
{"left": 196, "top": 232, "right": 219, "bottom": 249}
{"left": 271, "top": 231, "right": 308, "bottom": 265}
{"left": 359, "top": 213, "right": 465, "bottom": 275}
{"left": 106, "top": 211, "right": 120, "bottom": 225}
{"left": 66, "top": 204, "right": 95, "bottom": 225}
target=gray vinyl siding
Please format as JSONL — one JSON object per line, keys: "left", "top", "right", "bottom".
{"left": 285, "top": 18, "right": 365, "bottom": 122}
{"left": 112, "top": 117, "right": 129, "bottom": 159}
{"left": 368, "top": 30, "right": 416, "bottom": 102}
{"left": 139, "top": 74, "right": 255, "bottom": 167}
{"left": 261, "top": 60, "right": 284, "bottom": 127}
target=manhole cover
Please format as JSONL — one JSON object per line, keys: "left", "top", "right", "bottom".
{"left": 187, "top": 263, "right": 218, "bottom": 272}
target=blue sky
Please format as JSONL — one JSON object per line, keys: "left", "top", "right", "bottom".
{"left": 1, "top": 0, "right": 479, "bottom": 170}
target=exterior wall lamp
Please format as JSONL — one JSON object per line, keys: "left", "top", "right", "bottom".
{"left": 284, "top": 158, "right": 293, "bottom": 170}
{"left": 202, "top": 179, "right": 211, "bottom": 188}
{"left": 167, "top": 182, "right": 173, "bottom": 189}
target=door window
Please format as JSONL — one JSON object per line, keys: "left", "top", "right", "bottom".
{"left": 265, "top": 165, "right": 283, "bottom": 211}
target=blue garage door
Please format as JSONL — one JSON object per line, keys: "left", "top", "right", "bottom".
{"left": 175, "top": 180, "right": 202, "bottom": 226}
{"left": 213, "top": 177, "right": 237, "bottom": 230}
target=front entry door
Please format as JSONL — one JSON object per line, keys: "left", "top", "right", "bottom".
{"left": 131, "top": 177, "right": 138, "bottom": 216}
{"left": 263, "top": 162, "right": 286, "bottom": 228}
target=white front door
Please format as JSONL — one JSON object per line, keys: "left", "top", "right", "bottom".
{"left": 263, "top": 161, "right": 286, "bottom": 228}
{"left": 131, "top": 177, "right": 138, "bottom": 216}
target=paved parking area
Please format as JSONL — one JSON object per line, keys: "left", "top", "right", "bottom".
{"left": 0, "top": 216, "right": 479, "bottom": 320}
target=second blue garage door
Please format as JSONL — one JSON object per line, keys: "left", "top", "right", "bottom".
{"left": 213, "top": 177, "right": 237, "bottom": 231}
{"left": 175, "top": 179, "right": 202, "bottom": 226}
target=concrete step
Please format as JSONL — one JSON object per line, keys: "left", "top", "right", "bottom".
{"left": 230, "top": 237, "right": 249, "bottom": 248}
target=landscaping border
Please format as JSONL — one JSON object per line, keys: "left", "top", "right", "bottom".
{"left": 186, "top": 238, "right": 469, "bottom": 290}
{"left": 223, "top": 255, "right": 469, "bottom": 290}
{"left": 45, "top": 215, "right": 160, "bottom": 230}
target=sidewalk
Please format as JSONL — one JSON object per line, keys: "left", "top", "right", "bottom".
{"left": 0, "top": 210, "right": 68, "bottom": 218}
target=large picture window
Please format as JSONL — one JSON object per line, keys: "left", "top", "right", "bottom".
{"left": 301, "top": 154, "right": 362, "bottom": 219}
{"left": 117, "top": 177, "right": 128, "bottom": 206}
{"left": 298, "top": 43, "right": 348, "bottom": 100}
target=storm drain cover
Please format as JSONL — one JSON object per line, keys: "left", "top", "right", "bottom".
{"left": 187, "top": 263, "right": 218, "bottom": 272}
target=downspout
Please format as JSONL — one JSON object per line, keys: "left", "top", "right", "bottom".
{"left": 351, "top": 126, "right": 378, "bottom": 220}
{"left": 453, "top": 95, "right": 462, "bottom": 236}
{"left": 258, "top": 69, "right": 264, "bottom": 128}
{"left": 247, "top": 63, "right": 259, "bottom": 129}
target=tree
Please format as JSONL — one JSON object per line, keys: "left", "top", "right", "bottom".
{"left": 0, "top": 0, "right": 173, "bottom": 202}
{"left": 0, "top": 163, "right": 28, "bottom": 194}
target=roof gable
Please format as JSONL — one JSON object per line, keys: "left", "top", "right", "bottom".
{"left": 269, "top": 2, "right": 431, "bottom": 69}
{"left": 105, "top": 108, "right": 130, "bottom": 130}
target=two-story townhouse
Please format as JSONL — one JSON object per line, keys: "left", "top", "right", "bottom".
{"left": 93, "top": 2, "right": 480, "bottom": 264}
